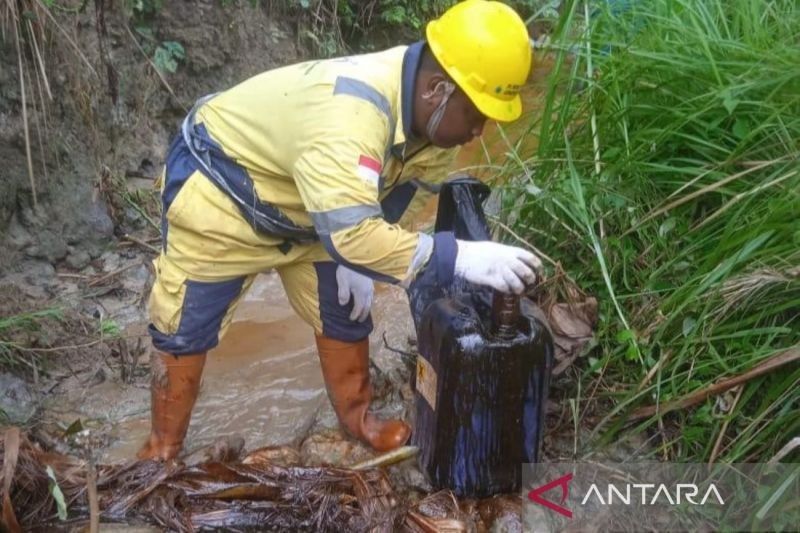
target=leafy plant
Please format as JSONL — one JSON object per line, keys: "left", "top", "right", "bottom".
{"left": 46, "top": 465, "right": 68, "bottom": 521}
{"left": 153, "top": 40, "right": 185, "bottom": 73}
{"left": 0, "top": 308, "right": 64, "bottom": 333}
{"left": 132, "top": 27, "right": 185, "bottom": 74}
{"left": 99, "top": 319, "right": 121, "bottom": 339}
{"left": 495, "top": 0, "right": 799, "bottom": 463}
{"left": 126, "top": 0, "right": 162, "bottom": 17}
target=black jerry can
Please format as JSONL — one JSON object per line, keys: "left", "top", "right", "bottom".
{"left": 412, "top": 291, "right": 553, "bottom": 497}
{"left": 407, "top": 176, "right": 554, "bottom": 497}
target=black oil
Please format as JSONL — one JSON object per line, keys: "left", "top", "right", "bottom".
{"left": 407, "top": 176, "right": 554, "bottom": 498}
{"left": 411, "top": 288, "right": 552, "bottom": 498}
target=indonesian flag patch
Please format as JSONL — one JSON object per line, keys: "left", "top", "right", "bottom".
{"left": 357, "top": 155, "right": 381, "bottom": 186}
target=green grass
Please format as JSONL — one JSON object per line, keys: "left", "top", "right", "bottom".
{"left": 279, "top": 0, "right": 557, "bottom": 56}
{"left": 498, "top": 0, "right": 799, "bottom": 462}
{"left": 0, "top": 308, "right": 64, "bottom": 371}
{"left": 99, "top": 318, "right": 122, "bottom": 339}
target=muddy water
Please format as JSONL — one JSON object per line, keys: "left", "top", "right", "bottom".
{"left": 101, "top": 273, "right": 326, "bottom": 462}
{"left": 91, "top": 55, "right": 556, "bottom": 463}
{"left": 188, "top": 320, "right": 324, "bottom": 451}
{"left": 99, "top": 273, "right": 418, "bottom": 462}
{"left": 189, "top": 274, "right": 326, "bottom": 452}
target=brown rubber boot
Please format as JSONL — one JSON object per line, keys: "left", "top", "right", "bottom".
{"left": 137, "top": 351, "right": 206, "bottom": 461}
{"left": 315, "top": 335, "right": 411, "bottom": 452}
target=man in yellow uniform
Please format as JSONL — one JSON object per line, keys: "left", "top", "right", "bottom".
{"left": 138, "top": 0, "right": 541, "bottom": 461}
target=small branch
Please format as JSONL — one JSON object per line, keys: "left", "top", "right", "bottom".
{"left": 123, "top": 193, "right": 160, "bottom": 233}
{"left": 8, "top": 333, "right": 141, "bottom": 355}
{"left": 12, "top": 339, "right": 105, "bottom": 353}
{"left": 26, "top": 18, "right": 52, "bottom": 99}
{"left": 34, "top": 0, "right": 98, "bottom": 77}
{"left": 636, "top": 349, "right": 672, "bottom": 393}
{"left": 122, "top": 234, "right": 160, "bottom": 254}
{"left": 350, "top": 446, "right": 419, "bottom": 471}
{"left": 630, "top": 347, "right": 800, "bottom": 420}
{"left": 87, "top": 261, "right": 141, "bottom": 287}
{"left": 381, "top": 332, "right": 416, "bottom": 359}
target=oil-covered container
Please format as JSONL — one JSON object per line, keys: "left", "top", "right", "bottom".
{"left": 408, "top": 176, "right": 553, "bottom": 497}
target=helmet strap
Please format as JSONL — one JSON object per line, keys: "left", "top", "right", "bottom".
{"left": 422, "top": 80, "right": 456, "bottom": 141}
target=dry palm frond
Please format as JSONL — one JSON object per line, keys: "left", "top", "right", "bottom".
{"left": 0, "top": 430, "right": 473, "bottom": 532}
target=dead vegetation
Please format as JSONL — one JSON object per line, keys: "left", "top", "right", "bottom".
{"left": 1, "top": 427, "right": 489, "bottom": 532}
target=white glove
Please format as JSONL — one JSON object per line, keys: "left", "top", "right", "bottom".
{"left": 336, "top": 265, "right": 374, "bottom": 322}
{"left": 454, "top": 240, "right": 542, "bottom": 294}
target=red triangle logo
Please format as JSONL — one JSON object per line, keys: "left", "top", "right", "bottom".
{"left": 528, "top": 472, "right": 573, "bottom": 518}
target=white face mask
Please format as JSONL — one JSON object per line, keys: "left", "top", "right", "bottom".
{"left": 422, "top": 80, "right": 456, "bottom": 141}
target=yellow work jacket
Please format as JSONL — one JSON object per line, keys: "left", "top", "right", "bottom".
{"left": 195, "top": 43, "right": 457, "bottom": 285}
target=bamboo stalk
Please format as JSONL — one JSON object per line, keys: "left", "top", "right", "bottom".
{"left": 350, "top": 446, "right": 419, "bottom": 470}
{"left": 87, "top": 463, "right": 99, "bottom": 533}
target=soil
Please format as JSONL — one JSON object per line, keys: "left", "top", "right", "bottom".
{"left": 0, "top": 0, "right": 303, "bottom": 268}
{"left": 1, "top": 0, "right": 318, "bottom": 454}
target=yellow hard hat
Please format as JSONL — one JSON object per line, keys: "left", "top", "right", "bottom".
{"left": 426, "top": 0, "right": 532, "bottom": 122}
